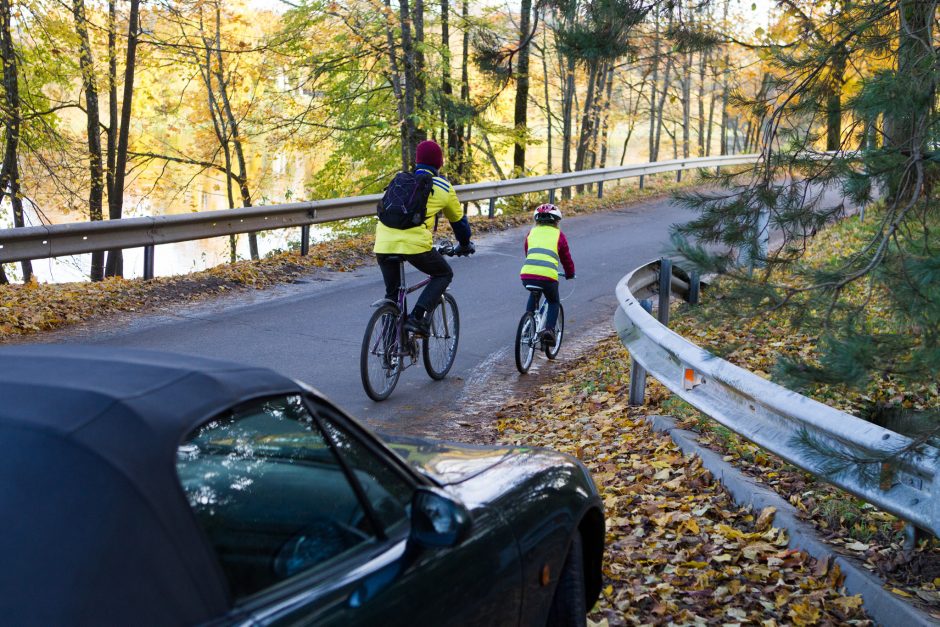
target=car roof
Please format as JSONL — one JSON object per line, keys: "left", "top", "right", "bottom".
{"left": 0, "top": 344, "right": 301, "bottom": 624}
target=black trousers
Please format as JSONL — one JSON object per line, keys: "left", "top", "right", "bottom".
{"left": 377, "top": 250, "right": 453, "bottom": 314}
{"left": 522, "top": 278, "right": 560, "bottom": 330}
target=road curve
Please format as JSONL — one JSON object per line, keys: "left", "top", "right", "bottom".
{"left": 46, "top": 194, "right": 700, "bottom": 436}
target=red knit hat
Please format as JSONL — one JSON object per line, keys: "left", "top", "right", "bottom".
{"left": 415, "top": 140, "right": 444, "bottom": 170}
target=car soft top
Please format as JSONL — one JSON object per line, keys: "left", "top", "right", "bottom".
{"left": 0, "top": 345, "right": 299, "bottom": 625}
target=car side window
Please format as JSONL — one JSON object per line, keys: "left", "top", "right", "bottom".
{"left": 312, "top": 404, "right": 415, "bottom": 534}
{"left": 176, "top": 395, "right": 377, "bottom": 600}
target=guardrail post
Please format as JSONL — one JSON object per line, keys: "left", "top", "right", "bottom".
{"left": 597, "top": 181, "right": 604, "bottom": 199}
{"left": 677, "top": 170, "right": 682, "bottom": 183}
{"left": 639, "top": 175, "right": 644, "bottom": 190}
{"left": 628, "top": 298, "right": 654, "bottom": 406}
{"left": 688, "top": 271, "right": 700, "bottom": 305}
{"left": 549, "top": 188, "right": 556, "bottom": 204}
{"left": 658, "top": 257, "right": 672, "bottom": 325}
{"left": 488, "top": 197, "right": 496, "bottom": 218}
{"left": 143, "top": 245, "right": 155, "bottom": 280}
{"left": 300, "top": 225, "right": 310, "bottom": 256}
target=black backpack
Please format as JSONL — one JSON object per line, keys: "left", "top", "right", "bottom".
{"left": 377, "top": 170, "right": 435, "bottom": 229}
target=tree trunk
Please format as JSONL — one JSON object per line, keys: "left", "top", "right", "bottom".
{"left": 697, "top": 49, "right": 708, "bottom": 156}
{"left": 598, "top": 66, "right": 615, "bottom": 168}
{"left": 512, "top": 0, "right": 532, "bottom": 174}
{"left": 884, "top": 0, "right": 935, "bottom": 201}
{"left": 105, "top": 0, "right": 141, "bottom": 278}
{"left": 824, "top": 46, "right": 848, "bottom": 151}
{"left": 682, "top": 47, "right": 692, "bottom": 160}
{"left": 653, "top": 57, "right": 674, "bottom": 162}
{"left": 414, "top": 0, "right": 426, "bottom": 142}
{"left": 457, "top": 0, "right": 471, "bottom": 180}
{"left": 0, "top": 0, "right": 30, "bottom": 281}
{"left": 648, "top": 7, "right": 660, "bottom": 161}
{"left": 575, "top": 62, "right": 599, "bottom": 173}
{"left": 541, "top": 25, "right": 553, "bottom": 174}
{"left": 106, "top": 0, "right": 118, "bottom": 222}
{"left": 384, "top": 0, "right": 407, "bottom": 170}
{"left": 441, "top": 0, "right": 458, "bottom": 166}
{"left": 561, "top": 54, "right": 575, "bottom": 175}
{"left": 211, "top": 4, "right": 258, "bottom": 260}
{"left": 73, "top": 0, "right": 105, "bottom": 281}
{"left": 399, "top": 0, "right": 417, "bottom": 168}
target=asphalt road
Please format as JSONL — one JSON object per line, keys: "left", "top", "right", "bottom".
{"left": 47, "top": 194, "right": 706, "bottom": 436}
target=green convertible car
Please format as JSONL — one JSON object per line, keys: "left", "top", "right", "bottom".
{"left": 0, "top": 345, "right": 604, "bottom": 626}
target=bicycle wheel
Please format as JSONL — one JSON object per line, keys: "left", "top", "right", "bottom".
{"left": 515, "top": 312, "right": 537, "bottom": 374}
{"left": 360, "top": 304, "right": 402, "bottom": 401}
{"left": 545, "top": 303, "right": 565, "bottom": 360}
{"left": 423, "top": 293, "right": 460, "bottom": 380}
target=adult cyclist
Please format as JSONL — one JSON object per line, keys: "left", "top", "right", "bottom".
{"left": 374, "top": 140, "right": 475, "bottom": 337}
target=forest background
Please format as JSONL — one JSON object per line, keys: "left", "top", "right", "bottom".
{"left": 0, "top": 0, "right": 768, "bottom": 283}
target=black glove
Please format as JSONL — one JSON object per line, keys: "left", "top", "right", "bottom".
{"left": 565, "top": 273, "right": 575, "bottom": 280}
{"left": 454, "top": 242, "right": 475, "bottom": 257}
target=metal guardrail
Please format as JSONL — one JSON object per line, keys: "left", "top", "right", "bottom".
{"left": 614, "top": 259, "right": 940, "bottom": 538}
{"left": 0, "top": 154, "right": 758, "bottom": 275}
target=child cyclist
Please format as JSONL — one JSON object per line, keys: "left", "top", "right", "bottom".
{"left": 519, "top": 203, "right": 575, "bottom": 347}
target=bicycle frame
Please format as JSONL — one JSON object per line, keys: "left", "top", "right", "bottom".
{"left": 369, "top": 262, "right": 436, "bottom": 369}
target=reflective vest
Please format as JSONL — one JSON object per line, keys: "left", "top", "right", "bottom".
{"left": 521, "top": 225, "right": 561, "bottom": 280}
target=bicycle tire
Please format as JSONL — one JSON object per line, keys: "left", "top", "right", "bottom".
{"left": 515, "top": 312, "right": 537, "bottom": 374}
{"left": 545, "top": 303, "right": 565, "bottom": 359}
{"left": 423, "top": 292, "right": 460, "bottom": 380}
{"left": 360, "top": 304, "right": 402, "bottom": 401}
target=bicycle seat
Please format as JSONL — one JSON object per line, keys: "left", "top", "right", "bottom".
{"left": 523, "top": 284, "right": 545, "bottom": 293}
{"left": 383, "top": 255, "right": 406, "bottom": 264}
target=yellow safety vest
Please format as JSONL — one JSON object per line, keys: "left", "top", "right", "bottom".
{"left": 521, "top": 225, "right": 561, "bottom": 280}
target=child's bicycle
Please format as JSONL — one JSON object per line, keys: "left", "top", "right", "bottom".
{"left": 514, "top": 280, "right": 574, "bottom": 374}
{"left": 360, "top": 242, "right": 468, "bottom": 401}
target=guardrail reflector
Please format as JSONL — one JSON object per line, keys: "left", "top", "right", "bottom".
{"left": 683, "top": 367, "right": 703, "bottom": 390}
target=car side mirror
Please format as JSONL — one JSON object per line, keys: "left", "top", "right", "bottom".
{"left": 409, "top": 486, "right": 472, "bottom": 548}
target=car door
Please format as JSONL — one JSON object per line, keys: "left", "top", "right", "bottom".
{"left": 175, "top": 394, "right": 521, "bottom": 627}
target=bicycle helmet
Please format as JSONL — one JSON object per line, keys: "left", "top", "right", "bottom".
{"left": 533, "top": 203, "right": 562, "bottom": 224}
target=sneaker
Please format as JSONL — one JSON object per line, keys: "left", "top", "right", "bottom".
{"left": 404, "top": 316, "right": 431, "bottom": 337}
{"left": 540, "top": 328, "right": 556, "bottom": 348}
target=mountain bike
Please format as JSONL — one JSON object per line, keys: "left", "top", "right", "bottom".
{"left": 360, "top": 242, "right": 468, "bottom": 401}
{"left": 515, "top": 279, "right": 574, "bottom": 374}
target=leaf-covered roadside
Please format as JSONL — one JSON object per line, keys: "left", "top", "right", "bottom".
{"left": 0, "top": 176, "right": 696, "bottom": 344}
{"left": 664, "top": 209, "right": 940, "bottom": 611}
{"left": 495, "top": 346, "right": 870, "bottom": 626}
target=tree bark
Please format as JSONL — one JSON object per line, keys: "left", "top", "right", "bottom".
{"left": 653, "top": 57, "right": 674, "bottom": 162}
{"left": 0, "top": 0, "right": 31, "bottom": 282}
{"left": 598, "top": 66, "right": 615, "bottom": 168}
{"left": 383, "top": 0, "right": 407, "bottom": 170}
{"left": 648, "top": 6, "right": 660, "bottom": 161}
{"left": 211, "top": 4, "right": 258, "bottom": 260}
{"left": 106, "top": 0, "right": 117, "bottom": 221}
{"left": 456, "top": 0, "right": 471, "bottom": 180}
{"left": 512, "top": 0, "right": 532, "bottom": 174}
{"left": 73, "top": 0, "right": 105, "bottom": 281}
{"left": 697, "top": 49, "right": 708, "bottom": 156}
{"left": 541, "top": 26, "right": 553, "bottom": 174}
{"left": 441, "top": 0, "right": 458, "bottom": 166}
{"left": 825, "top": 45, "right": 848, "bottom": 151}
{"left": 414, "top": 0, "right": 426, "bottom": 142}
{"left": 105, "top": 0, "right": 141, "bottom": 278}
{"left": 399, "top": 0, "right": 417, "bottom": 168}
